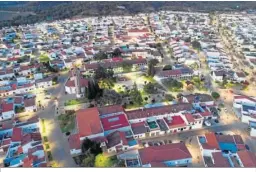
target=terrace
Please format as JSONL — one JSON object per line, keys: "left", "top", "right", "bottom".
{"left": 146, "top": 117, "right": 159, "bottom": 130}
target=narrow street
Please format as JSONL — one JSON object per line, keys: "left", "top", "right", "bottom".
{"left": 36, "top": 71, "right": 77, "bottom": 167}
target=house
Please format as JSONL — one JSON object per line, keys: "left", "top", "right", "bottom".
{"left": 211, "top": 70, "right": 226, "bottom": 82}
{"left": 76, "top": 107, "right": 104, "bottom": 141}
{"left": 138, "top": 143, "right": 192, "bottom": 167}
{"left": 128, "top": 28, "right": 150, "bottom": 37}
{"left": 233, "top": 95, "right": 256, "bottom": 124}
{"left": 24, "top": 98, "right": 37, "bottom": 112}
{"left": 65, "top": 70, "right": 88, "bottom": 97}
{"left": 1, "top": 103, "right": 15, "bottom": 120}
{"left": 35, "top": 77, "right": 53, "bottom": 89}
{"left": 233, "top": 72, "right": 246, "bottom": 83}
{"left": 106, "top": 131, "right": 130, "bottom": 153}
{"left": 156, "top": 68, "right": 194, "bottom": 80}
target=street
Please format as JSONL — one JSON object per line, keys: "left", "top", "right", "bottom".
{"left": 36, "top": 71, "right": 77, "bottom": 167}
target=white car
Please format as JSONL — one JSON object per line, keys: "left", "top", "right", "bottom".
{"left": 204, "top": 120, "right": 212, "bottom": 127}
{"left": 224, "top": 108, "right": 228, "bottom": 112}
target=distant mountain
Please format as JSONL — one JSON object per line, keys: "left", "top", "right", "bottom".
{"left": 0, "top": 1, "right": 255, "bottom": 28}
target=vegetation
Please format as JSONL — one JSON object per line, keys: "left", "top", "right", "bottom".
{"left": 52, "top": 76, "right": 58, "bottom": 85}
{"left": 64, "top": 99, "right": 87, "bottom": 106}
{"left": 94, "top": 66, "right": 114, "bottom": 80}
{"left": 211, "top": 92, "right": 220, "bottom": 99}
{"left": 94, "top": 51, "right": 108, "bottom": 61}
{"left": 147, "top": 59, "right": 159, "bottom": 77}
{"left": 163, "top": 65, "right": 172, "bottom": 71}
{"left": 43, "top": 136, "right": 48, "bottom": 142}
{"left": 47, "top": 151, "right": 53, "bottom": 161}
{"left": 94, "top": 154, "right": 118, "bottom": 167}
{"left": 0, "top": 2, "right": 255, "bottom": 28}
{"left": 81, "top": 138, "right": 102, "bottom": 156}
{"left": 143, "top": 83, "right": 158, "bottom": 94}
{"left": 97, "top": 89, "right": 122, "bottom": 106}
{"left": 82, "top": 154, "right": 95, "bottom": 167}
{"left": 57, "top": 110, "right": 76, "bottom": 133}
{"left": 41, "top": 119, "right": 46, "bottom": 134}
{"left": 45, "top": 144, "right": 50, "bottom": 150}
{"left": 14, "top": 106, "right": 25, "bottom": 113}
{"left": 165, "top": 94, "right": 175, "bottom": 101}
{"left": 130, "top": 82, "right": 143, "bottom": 106}
{"left": 98, "top": 78, "right": 116, "bottom": 89}
{"left": 121, "top": 61, "right": 133, "bottom": 73}
{"left": 191, "top": 41, "right": 201, "bottom": 51}
{"left": 39, "top": 54, "right": 50, "bottom": 63}
{"left": 87, "top": 79, "right": 100, "bottom": 100}
{"left": 162, "top": 78, "right": 183, "bottom": 92}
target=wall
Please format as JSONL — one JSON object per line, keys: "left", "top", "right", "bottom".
{"left": 163, "top": 158, "right": 192, "bottom": 167}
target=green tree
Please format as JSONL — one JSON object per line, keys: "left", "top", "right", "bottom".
{"left": 143, "top": 83, "right": 157, "bottom": 94}
{"left": 94, "top": 154, "right": 116, "bottom": 167}
{"left": 163, "top": 65, "right": 172, "bottom": 71}
{"left": 130, "top": 82, "right": 143, "bottom": 106}
{"left": 112, "top": 48, "right": 122, "bottom": 57}
{"left": 191, "top": 41, "right": 201, "bottom": 51}
{"left": 87, "top": 79, "right": 99, "bottom": 100}
{"left": 81, "top": 138, "right": 102, "bottom": 156}
{"left": 211, "top": 92, "right": 220, "bottom": 99}
{"left": 82, "top": 154, "right": 95, "bottom": 167}
{"left": 94, "top": 66, "right": 114, "bottom": 80}
{"left": 94, "top": 51, "right": 108, "bottom": 61}
{"left": 147, "top": 59, "right": 159, "bottom": 77}
{"left": 121, "top": 61, "right": 133, "bottom": 73}
{"left": 39, "top": 54, "right": 50, "bottom": 63}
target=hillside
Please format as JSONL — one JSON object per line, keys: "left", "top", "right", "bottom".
{"left": 0, "top": 1, "right": 255, "bottom": 28}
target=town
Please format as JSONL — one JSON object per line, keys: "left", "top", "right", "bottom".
{"left": 0, "top": 10, "right": 255, "bottom": 168}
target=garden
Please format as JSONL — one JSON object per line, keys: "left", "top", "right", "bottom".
{"left": 64, "top": 98, "right": 87, "bottom": 106}
{"left": 162, "top": 78, "right": 183, "bottom": 92}
{"left": 57, "top": 110, "right": 76, "bottom": 133}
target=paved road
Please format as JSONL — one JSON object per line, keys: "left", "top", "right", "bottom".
{"left": 36, "top": 71, "right": 77, "bottom": 167}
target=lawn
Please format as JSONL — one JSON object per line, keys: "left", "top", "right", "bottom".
{"left": 64, "top": 98, "right": 87, "bottom": 106}
{"left": 57, "top": 111, "right": 76, "bottom": 133}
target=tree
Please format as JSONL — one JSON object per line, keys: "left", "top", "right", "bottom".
{"left": 112, "top": 48, "right": 122, "bottom": 57}
{"left": 211, "top": 92, "right": 220, "bottom": 99}
{"left": 130, "top": 82, "right": 143, "bottom": 106}
{"left": 186, "top": 84, "right": 194, "bottom": 92}
{"left": 165, "top": 94, "right": 175, "bottom": 101}
{"left": 147, "top": 59, "right": 159, "bottom": 77}
{"left": 163, "top": 65, "right": 172, "bottom": 71}
{"left": 98, "top": 78, "right": 115, "bottom": 89}
{"left": 82, "top": 154, "right": 95, "bottom": 167}
{"left": 94, "top": 51, "right": 108, "bottom": 61}
{"left": 143, "top": 83, "right": 157, "bottom": 94}
{"left": 121, "top": 61, "right": 133, "bottom": 73}
{"left": 39, "top": 54, "right": 50, "bottom": 63}
{"left": 81, "top": 138, "right": 102, "bottom": 156}
{"left": 191, "top": 41, "right": 201, "bottom": 50}
{"left": 94, "top": 154, "right": 116, "bottom": 167}
{"left": 98, "top": 89, "right": 122, "bottom": 106}
{"left": 87, "top": 79, "right": 100, "bottom": 100}
{"left": 94, "top": 66, "right": 114, "bottom": 80}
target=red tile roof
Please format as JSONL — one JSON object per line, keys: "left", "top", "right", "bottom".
{"left": 24, "top": 98, "right": 36, "bottom": 107}
{"left": 76, "top": 107, "right": 103, "bottom": 137}
{"left": 184, "top": 113, "right": 195, "bottom": 123}
{"left": 139, "top": 143, "right": 192, "bottom": 165}
{"left": 238, "top": 150, "right": 256, "bottom": 167}
{"left": 98, "top": 105, "right": 124, "bottom": 115}
{"left": 158, "top": 69, "right": 182, "bottom": 77}
{"left": 125, "top": 103, "right": 193, "bottom": 120}
{"left": 12, "top": 127, "right": 22, "bottom": 142}
{"left": 2, "top": 103, "right": 14, "bottom": 112}
{"left": 100, "top": 113, "right": 130, "bottom": 131}
{"left": 212, "top": 152, "right": 230, "bottom": 167}
{"left": 68, "top": 134, "right": 81, "bottom": 150}
{"left": 128, "top": 28, "right": 150, "bottom": 33}
{"left": 203, "top": 132, "right": 219, "bottom": 150}
{"left": 23, "top": 157, "right": 33, "bottom": 167}
{"left": 106, "top": 131, "right": 128, "bottom": 148}
{"left": 65, "top": 80, "right": 75, "bottom": 87}
{"left": 234, "top": 95, "right": 256, "bottom": 103}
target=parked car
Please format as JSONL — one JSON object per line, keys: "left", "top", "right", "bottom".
{"left": 204, "top": 120, "right": 212, "bottom": 127}
{"left": 224, "top": 108, "right": 228, "bottom": 112}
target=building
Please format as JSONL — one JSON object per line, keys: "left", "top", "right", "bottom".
{"left": 138, "top": 143, "right": 192, "bottom": 167}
